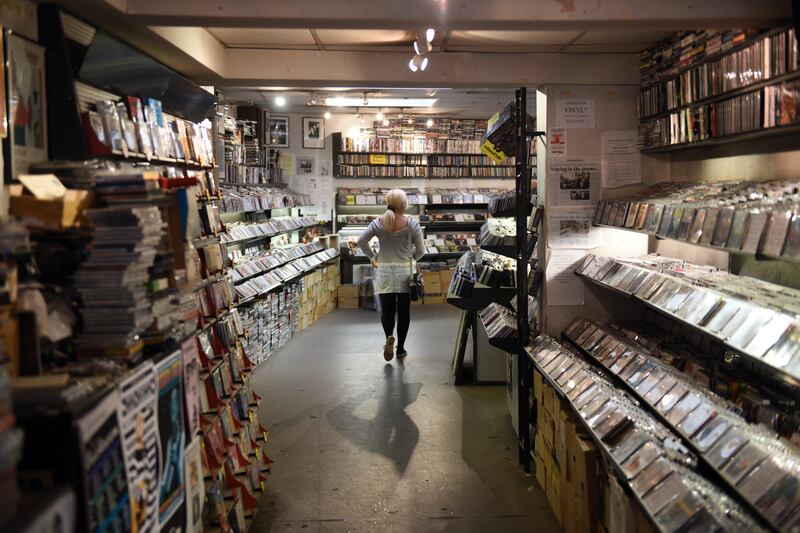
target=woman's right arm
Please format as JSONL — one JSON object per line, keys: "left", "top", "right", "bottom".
{"left": 357, "top": 221, "right": 378, "bottom": 261}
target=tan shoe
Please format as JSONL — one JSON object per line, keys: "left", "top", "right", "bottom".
{"left": 384, "top": 336, "right": 395, "bottom": 361}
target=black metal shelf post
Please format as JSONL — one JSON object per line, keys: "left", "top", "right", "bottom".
{"left": 514, "top": 88, "right": 532, "bottom": 473}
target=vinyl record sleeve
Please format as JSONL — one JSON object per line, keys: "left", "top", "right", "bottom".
{"left": 783, "top": 212, "right": 800, "bottom": 259}
{"left": 642, "top": 473, "right": 689, "bottom": 515}
{"left": 568, "top": 377, "right": 598, "bottom": 402}
{"left": 563, "top": 369, "right": 590, "bottom": 395}
{"left": 657, "top": 206, "right": 675, "bottom": 236}
{"left": 665, "top": 391, "right": 702, "bottom": 426}
{"left": 711, "top": 207, "right": 735, "bottom": 247}
{"left": 643, "top": 374, "right": 678, "bottom": 406}
{"left": 725, "top": 208, "right": 750, "bottom": 249}
{"left": 760, "top": 209, "right": 793, "bottom": 257}
{"left": 677, "top": 401, "right": 717, "bottom": 437}
{"left": 611, "top": 428, "right": 650, "bottom": 464}
{"left": 575, "top": 385, "right": 604, "bottom": 411}
{"left": 706, "top": 425, "right": 750, "bottom": 469}
{"left": 625, "top": 360, "right": 657, "bottom": 388}
{"left": 721, "top": 441, "right": 767, "bottom": 485}
{"left": 741, "top": 211, "right": 769, "bottom": 254}
{"left": 632, "top": 456, "right": 673, "bottom": 497}
{"left": 654, "top": 491, "right": 703, "bottom": 532}
{"left": 758, "top": 473, "right": 800, "bottom": 526}
{"left": 634, "top": 368, "right": 668, "bottom": 397}
{"left": 693, "top": 415, "right": 732, "bottom": 452}
{"left": 622, "top": 440, "right": 662, "bottom": 479}
{"left": 699, "top": 207, "right": 720, "bottom": 246}
{"left": 676, "top": 207, "right": 695, "bottom": 241}
{"left": 609, "top": 350, "right": 639, "bottom": 375}
{"left": 688, "top": 207, "right": 707, "bottom": 244}
{"left": 580, "top": 393, "right": 611, "bottom": 420}
{"left": 738, "top": 458, "right": 790, "bottom": 507}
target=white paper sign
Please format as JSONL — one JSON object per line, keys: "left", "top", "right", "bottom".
{"left": 547, "top": 159, "right": 600, "bottom": 207}
{"left": 548, "top": 207, "right": 602, "bottom": 249}
{"left": 547, "top": 128, "right": 567, "bottom": 159}
{"left": 546, "top": 249, "right": 587, "bottom": 306}
{"left": 601, "top": 130, "right": 641, "bottom": 188}
{"left": 556, "top": 99, "right": 596, "bottom": 129}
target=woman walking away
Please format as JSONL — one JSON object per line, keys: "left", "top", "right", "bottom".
{"left": 357, "top": 189, "right": 425, "bottom": 361}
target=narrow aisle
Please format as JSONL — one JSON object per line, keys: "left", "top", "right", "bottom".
{"left": 250, "top": 305, "right": 559, "bottom": 532}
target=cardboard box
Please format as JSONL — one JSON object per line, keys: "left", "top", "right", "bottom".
{"left": 439, "top": 269, "right": 454, "bottom": 289}
{"left": 557, "top": 409, "right": 572, "bottom": 479}
{"left": 569, "top": 433, "right": 600, "bottom": 521}
{"left": 9, "top": 185, "right": 94, "bottom": 229}
{"left": 338, "top": 296, "right": 359, "bottom": 309}
{"left": 536, "top": 405, "right": 555, "bottom": 449}
{"left": 535, "top": 452, "right": 547, "bottom": 491}
{"left": 338, "top": 284, "right": 359, "bottom": 298}
{"left": 424, "top": 295, "right": 445, "bottom": 304}
{"left": 561, "top": 480, "right": 577, "bottom": 533}
{"left": 543, "top": 381, "right": 557, "bottom": 416}
{"left": 607, "top": 475, "right": 636, "bottom": 533}
{"left": 547, "top": 471, "right": 562, "bottom": 526}
{"left": 533, "top": 369, "right": 544, "bottom": 404}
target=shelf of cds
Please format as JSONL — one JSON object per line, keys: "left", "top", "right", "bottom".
{"left": 525, "top": 335, "right": 766, "bottom": 532}
{"left": 593, "top": 179, "right": 800, "bottom": 264}
{"left": 563, "top": 317, "right": 800, "bottom": 531}
{"left": 637, "top": 25, "right": 800, "bottom": 151}
{"left": 332, "top": 122, "right": 537, "bottom": 178}
{"left": 574, "top": 253, "right": 800, "bottom": 395}
{"left": 218, "top": 106, "right": 269, "bottom": 185}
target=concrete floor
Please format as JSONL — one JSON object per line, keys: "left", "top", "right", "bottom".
{"left": 250, "top": 304, "right": 559, "bottom": 533}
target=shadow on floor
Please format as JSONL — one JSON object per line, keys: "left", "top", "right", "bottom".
{"left": 326, "top": 363, "right": 422, "bottom": 474}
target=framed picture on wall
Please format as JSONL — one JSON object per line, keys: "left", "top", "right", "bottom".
{"left": 268, "top": 116, "right": 289, "bottom": 147}
{"left": 302, "top": 116, "right": 325, "bottom": 149}
{"left": 7, "top": 33, "right": 46, "bottom": 179}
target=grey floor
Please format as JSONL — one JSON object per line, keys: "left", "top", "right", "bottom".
{"left": 250, "top": 304, "right": 559, "bottom": 532}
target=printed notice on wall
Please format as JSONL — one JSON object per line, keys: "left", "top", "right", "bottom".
{"left": 545, "top": 249, "right": 586, "bottom": 306}
{"left": 547, "top": 207, "right": 602, "bottom": 249}
{"left": 555, "top": 99, "right": 596, "bottom": 128}
{"left": 601, "top": 130, "right": 641, "bottom": 188}
{"left": 547, "top": 159, "right": 600, "bottom": 207}
{"left": 547, "top": 127, "right": 567, "bottom": 160}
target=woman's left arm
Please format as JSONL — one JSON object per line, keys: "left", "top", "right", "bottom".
{"left": 412, "top": 220, "right": 426, "bottom": 261}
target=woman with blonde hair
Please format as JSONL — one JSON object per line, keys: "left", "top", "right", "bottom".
{"left": 357, "top": 189, "right": 425, "bottom": 361}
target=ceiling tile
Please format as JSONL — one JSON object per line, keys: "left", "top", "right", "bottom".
{"left": 563, "top": 43, "right": 652, "bottom": 53}
{"left": 314, "top": 29, "right": 414, "bottom": 46}
{"left": 449, "top": 30, "right": 582, "bottom": 46}
{"left": 207, "top": 28, "right": 316, "bottom": 48}
{"left": 576, "top": 29, "right": 675, "bottom": 45}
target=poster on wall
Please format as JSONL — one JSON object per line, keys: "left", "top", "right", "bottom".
{"left": 547, "top": 127, "right": 566, "bottom": 159}
{"left": 319, "top": 160, "right": 332, "bottom": 176}
{"left": 118, "top": 361, "right": 160, "bottom": 533}
{"left": 76, "top": 389, "right": 131, "bottom": 533}
{"left": 184, "top": 437, "right": 205, "bottom": 533}
{"left": 7, "top": 33, "right": 46, "bottom": 179}
{"left": 296, "top": 155, "right": 315, "bottom": 175}
{"left": 156, "top": 351, "right": 185, "bottom": 526}
{"left": 547, "top": 207, "right": 601, "bottom": 249}
{"left": 555, "top": 98, "right": 595, "bottom": 128}
{"left": 181, "top": 337, "right": 200, "bottom": 440}
{"left": 547, "top": 159, "right": 601, "bottom": 207}
{"left": 303, "top": 116, "right": 325, "bottom": 149}
{"left": 268, "top": 116, "right": 289, "bottom": 147}
{"left": 279, "top": 152, "right": 296, "bottom": 176}
{"left": 545, "top": 249, "right": 587, "bottom": 306}
{"left": 601, "top": 130, "right": 641, "bottom": 188}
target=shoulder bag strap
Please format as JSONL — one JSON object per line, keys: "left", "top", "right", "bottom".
{"left": 407, "top": 218, "right": 414, "bottom": 276}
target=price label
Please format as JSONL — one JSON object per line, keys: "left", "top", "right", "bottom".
{"left": 369, "top": 154, "right": 388, "bottom": 165}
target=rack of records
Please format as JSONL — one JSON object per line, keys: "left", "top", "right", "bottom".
{"left": 637, "top": 25, "right": 800, "bottom": 151}
{"left": 525, "top": 335, "right": 767, "bottom": 532}
{"left": 563, "top": 317, "right": 800, "bottom": 531}
{"left": 217, "top": 106, "right": 269, "bottom": 185}
{"left": 593, "top": 179, "right": 800, "bottom": 262}
{"left": 332, "top": 127, "right": 536, "bottom": 179}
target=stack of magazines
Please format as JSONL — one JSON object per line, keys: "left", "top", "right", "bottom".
{"left": 75, "top": 206, "right": 163, "bottom": 357}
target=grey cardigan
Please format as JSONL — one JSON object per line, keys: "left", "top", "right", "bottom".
{"left": 357, "top": 217, "right": 426, "bottom": 264}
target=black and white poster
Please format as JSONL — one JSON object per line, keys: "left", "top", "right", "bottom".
{"left": 76, "top": 389, "right": 130, "bottom": 533}
{"left": 157, "top": 351, "right": 185, "bottom": 526}
{"left": 118, "top": 361, "right": 160, "bottom": 533}
{"left": 181, "top": 337, "right": 201, "bottom": 440}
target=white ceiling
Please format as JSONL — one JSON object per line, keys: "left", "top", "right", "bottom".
{"left": 204, "top": 27, "right": 674, "bottom": 54}
{"left": 219, "top": 87, "right": 535, "bottom": 119}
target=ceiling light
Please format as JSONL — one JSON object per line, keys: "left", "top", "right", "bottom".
{"left": 426, "top": 118, "right": 434, "bottom": 128}
{"left": 382, "top": 119, "right": 390, "bottom": 126}
{"left": 275, "top": 95, "right": 286, "bottom": 106}
{"left": 308, "top": 96, "right": 318, "bottom": 106}
{"left": 409, "top": 55, "right": 428, "bottom": 72}
{"left": 407, "top": 118, "right": 413, "bottom": 124}
{"left": 426, "top": 28, "right": 435, "bottom": 43}
{"left": 324, "top": 111, "right": 331, "bottom": 119}
{"left": 376, "top": 111, "right": 384, "bottom": 121}
{"left": 414, "top": 31, "right": 433, "bottom": 55}
{"left": 325, "top": 97, "right": 436, "bottom": 107}
{"left": 398, "top": 111, "right": 404, "bottom": 119}
{"left": 360, "top": 116, "right": 365, "bottom": 124}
